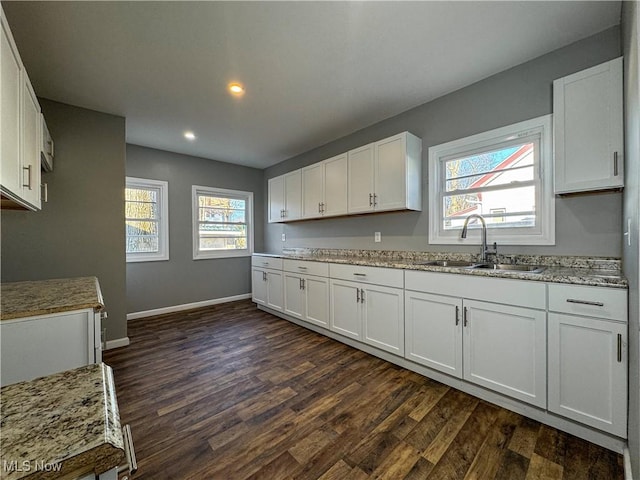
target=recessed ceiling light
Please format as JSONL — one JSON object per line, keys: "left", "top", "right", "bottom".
{"left": 184, "top": 131, "right": 196, "bottom": 141}
{"left": 228, "top": 82, "right": 245, "bottom": 96}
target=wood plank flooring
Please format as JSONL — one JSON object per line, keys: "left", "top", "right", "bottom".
{"left": 104, "top": 300, "right": 624, "bottom": 480}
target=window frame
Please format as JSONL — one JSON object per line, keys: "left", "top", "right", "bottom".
{"left": 192, "top": 185, "right": 254, "bottom": 260}
{"left": 428, "top": 115, "right": 555, "bottom": 245}
{"left": 125, "top": 177, "right": 169, "bottom": 263}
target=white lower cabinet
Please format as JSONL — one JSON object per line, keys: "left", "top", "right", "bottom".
{"left": 404, "top": 271, "right": 547, "bottom": 408}
{"left": 329, "top": 264, "right": 404, "bottom": 356}
{"left": 405, "top": 291, "right": 462, "bottom": 378}
{"left": 0, "top": 309, "right": 102, "bottom": 387}
{"left": 547, "top": 283, "right": 628, "bottom": 437}
{"left": 463, "top": 300, "right": 546, "bottom": 408}
{"left": 283, "top": 260, "right": 330, "bottom": 329}
{"left": 251, "top": 255, "right": 284, "bottom": 312}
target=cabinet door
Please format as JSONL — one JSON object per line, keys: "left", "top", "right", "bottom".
{"left": 266, "top": 270, "right": 283, "bottom": 312}
{"left": 21, "top": 76, "right": 41, "bottom": 209}
{"left": 284, "top": 170, "right": 302, "bottom": 221}
{"left": 329, "top": 279, "right": 361, "bottom": 340}
{"left": 362, "top": 284, "right": 404, "bottom": 356}
{"left": 347, "top": 143, "right": 375, "bottom": 213}
{"left": 1, "top": 13, "right": 23, "bottom": 198}
{"left": 548, "top": 313, "right": 627, "bottom": 436}
{"left": 463, "top": 300, "right": 546, "bottom": 408}
{"left": 323, "top": 153, "right": 348, "bottom": 217}
{"left": 302, "top": 163, "right": 324, "bottom": 218}
{"left": 405, "top": 291, "right": 462, "bottom": 378}
{"left": 374, "top": 134, "right": 407, "bottom": 211}
{"left": 252, "top": 268, "right": 267, "bottom": 305}
{"left": 554, "top": 57, "right": 623, "bottom": 193}
{"left": 283, "top": 272, "right": 304, "bottom": 319}
{"left": 0, "top": 311, "right": 94, "bottom": 387}
{"left": 268, "top": 175, "right": 285, "bottom": 223}
{"left": 304, "top": 275, "right": 329, "bottom": 329}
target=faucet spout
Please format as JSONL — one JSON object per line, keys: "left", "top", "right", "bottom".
{"left": 461, "top": 214, "right": 491, "bottom": 263}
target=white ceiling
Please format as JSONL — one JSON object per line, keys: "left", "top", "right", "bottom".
{"left": 3, "top": 1, "right": 621, "bottom": 169}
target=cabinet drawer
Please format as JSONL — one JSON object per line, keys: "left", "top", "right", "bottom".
{"left": 283, "top": 259, "right": 329, "bottom": 277}
{"left": 252, "top": 255, "right": 283, "bottom": 270}
{"left": 329, "top": 263, "right": 403, "bottom": 288}
{"left": 548, "top": 284, "right": 627, "bottom": 321}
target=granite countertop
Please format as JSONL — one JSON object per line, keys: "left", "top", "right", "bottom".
{"left": 0, "top": 277, "right": 104, "bottom": 321}
{"left": 0, "top": 363, "right": 125, "bottom": 480}
{"left": 255, "top": 249, "right": 628, "bottom": 289}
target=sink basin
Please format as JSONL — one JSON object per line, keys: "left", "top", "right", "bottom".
{"left": 413, "top": 260, "right": 478, "bottom": 268}
{"left": 473, "top": 263, "right": 545, "bottom": 273}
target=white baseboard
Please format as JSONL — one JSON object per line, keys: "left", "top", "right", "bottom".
{"left": 105, "top": 337, "right": 130, "bottom": 350}
{"left": 624, "top": 447, "right": 634, "bottom": 480}
{"left": 126, "top": 293, "right": 252, "bottom": 321}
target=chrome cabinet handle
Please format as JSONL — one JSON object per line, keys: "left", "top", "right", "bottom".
{"left": 42, "top": 183, "right": 48, "bottom": 202}
{"left": 356, "top": 288, "right": 360, "bottom": 303}
{"left": 614, "top": 152, "right": 619, "bottom": 176}
{"left": 463, "top": 307, "right": 468, "bottom": 327}
{"left": 360, "top": 289, "right": 365, "bottom": 303}
{"left": 262, "top": 271, "right": 267, "bottom": 281}
{"left": 301, "top": 279, "right": 305, "bottom": 290}
{"left": 617, "top": 334, "right": 622, "bottom": 363}
{"left": 373, "top": 193, "right": 378, "bottom": 206}
{"left": 455, "top": 306, "right": 460, "bottom": 326}
{"left": 22, "top": 165, "right": 32, "bottom": 189}
{"left": 566, "top": 299, "right": 604, "bottom": 307}
{"left": 369, "top": 193, "right": 373, "bottom": 207}
{"left": 318, "top": 202, "right": 322, "bottom": 213}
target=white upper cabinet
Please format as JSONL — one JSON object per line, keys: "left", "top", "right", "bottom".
{"left": 271, "top": 132, "right": 421, "bottom": 223}
{"left": 348, "top": 132, "right": 422, "bottom": 214}
{"left": 1, "top": 8, "right": 22, "bottom": 199}
{"left": 0, "top": 6, "right": 42, "bottom": 211}
{"left": 347, "top": 143, "right": 376, "bottom": 213}
{"left": 268, "top": 170, "right": 302, "bottom": 223}
{"left": 21, "top": 75, "right": 41, "bottom": 209}
{"left": 553, "top": 57, "right": 623, "bottom": 194}
{"left": 302, "top": 153, "right": 348, "bottom": 219}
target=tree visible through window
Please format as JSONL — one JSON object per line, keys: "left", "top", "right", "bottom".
{"left": 192, "top": 186, "right": 253, "bottom": 259}
{"left": 428, "top": 115, "right": 554, "bottom": 245}
{"left": 125, "top": 177, "right": 169, "bottom": 262}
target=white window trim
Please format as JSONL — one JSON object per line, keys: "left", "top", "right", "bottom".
{"left": 428, "top": 114, "right": 555, "bottom": 246}
{"left": 125, "top": 177, "right": 169, "bottom": 263}
{"left": 192, "top": 185, "right": 254, "bottom": 260}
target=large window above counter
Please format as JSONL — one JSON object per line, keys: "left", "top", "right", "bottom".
{"left": 428, "top": 115, "right": 555, "bottom": 246}
{"left": 267, "top": 131, "right": 422, "bottom": 223}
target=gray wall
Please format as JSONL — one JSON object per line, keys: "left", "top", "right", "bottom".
{"left": 622, "top": 2, "right": 639, "bottom": 477}
{"left": 264, "top": 27, "right": 623, "bottom": 257}
{"left": 0, "top": 100, "right": 127, "bottom": 342}
{"left": 125, "top": 144, "right": 264, "bottom": 314}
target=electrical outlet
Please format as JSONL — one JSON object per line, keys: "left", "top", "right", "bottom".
{"left": 374, "top": 232, "right": 381, "bottom": 243}
{"left": 282, "top": 233, "right": 286, "bottom": 242}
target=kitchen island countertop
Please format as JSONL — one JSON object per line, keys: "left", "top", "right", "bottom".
{"left": 0, "top": 277, "right": 104, "bottom": 321}
{"left": 0, "top": 363, "right": 125, "bottom": 480}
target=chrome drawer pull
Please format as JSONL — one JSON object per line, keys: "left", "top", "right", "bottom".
{"left": 297, "top": 266, "right": 307, "bottom": 270}
{"left": 566, "top": 299, "right": 604, "bottom": 307}
{"left": 353, "top": 273, "right": 366, "bottom": 277}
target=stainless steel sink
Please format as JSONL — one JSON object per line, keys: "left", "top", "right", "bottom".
{"left": 412, "top": 260, "right": 478, "bottom": 268}
{"left": 472, "top": 263, "right": 545, "bottom": 273}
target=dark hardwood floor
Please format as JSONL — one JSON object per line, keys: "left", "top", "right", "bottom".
{"left": 104, "top": 299, "right": 624, "bottom": 480}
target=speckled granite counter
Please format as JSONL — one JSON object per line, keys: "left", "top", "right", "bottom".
{"left": 0, "top": 363, "right": 125, "bottom": 480}
{"left": 0, "top": 277, "right": 104, "bottom": 321}
{"left": 257, "top": 248, "right": 627, "bottom": 289}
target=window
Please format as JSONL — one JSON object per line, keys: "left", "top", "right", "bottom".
{"left": 125, "top": 177, "right": 169, "bottom": 262}
{"left": 429, "top": 115, "right": 554, "bottom": 245}
{"left": 192, "top": 185, "right": 253, "bottom": 259}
